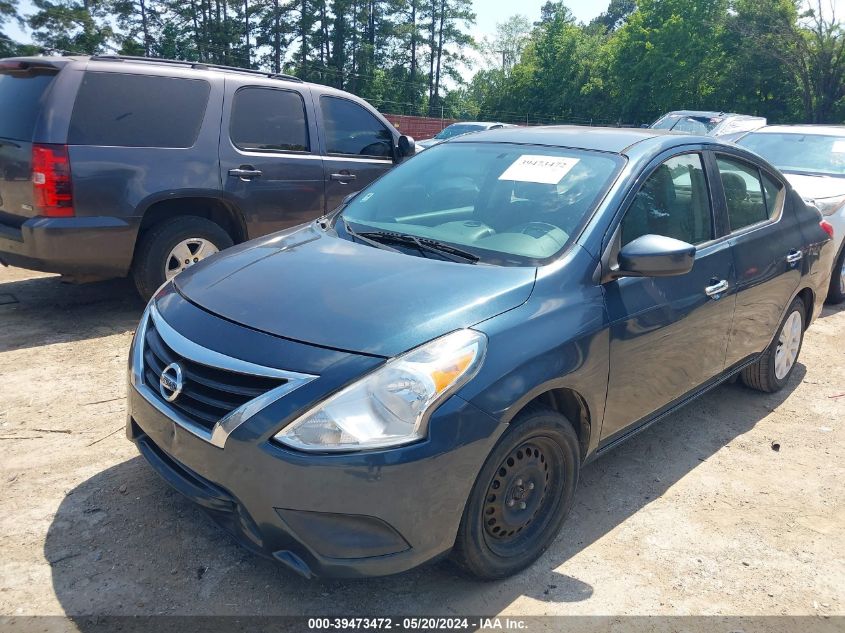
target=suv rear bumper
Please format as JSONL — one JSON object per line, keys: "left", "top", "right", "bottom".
{"left": 0, "top": 216, "right": 138, "bottom": 278}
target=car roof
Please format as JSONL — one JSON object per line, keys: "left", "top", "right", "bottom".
{"left": 4, "top": 54, "right": 313, "bottom": 88}
{"left": 451, "top": 125, "right": 702, "bottom": 154}
{"left": 747, "top": 124, "right": 845, "bottom": 137}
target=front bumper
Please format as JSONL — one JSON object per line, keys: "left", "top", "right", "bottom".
{"left": 128, "top": 385, "right": 501, "bottom": 578}
{"left": 0, "top": 216, "right": 137, "bottom": 278}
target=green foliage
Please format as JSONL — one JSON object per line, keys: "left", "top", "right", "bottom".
{"left": 461, "top": 0, "right": 844, "bottom": 126}
{"left": 1, "top": 0, "right": 843, "bottom": 125}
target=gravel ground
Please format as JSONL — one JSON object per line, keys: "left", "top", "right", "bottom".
{"left": 0, "top": 265, "right": 842, "bottom": 622}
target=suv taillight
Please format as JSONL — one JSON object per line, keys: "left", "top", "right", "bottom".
{"left": 820, "top": 220, "right": 834, "bottom": 239}
{"left": 32, "top": 144, "right": 74, "bottom": 217}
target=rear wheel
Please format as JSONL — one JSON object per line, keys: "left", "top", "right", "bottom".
{"left": 132, "top": 216, "right": 233, "bottom": 301}
{"left": 450, "top": 406, "right": 580, "bottom": 580}
{"left": 825, "top": 245, "right": 845, "bottom": 305}
{"left": 741, "top": 297, "right": 805, "bottom": 393}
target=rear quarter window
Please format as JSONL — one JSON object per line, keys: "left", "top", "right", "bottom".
{"left": 68, "top": 72, "right": 211, "bottom": 148}
{"left": 0, "top": 72, "right": 57, "bottom": 141}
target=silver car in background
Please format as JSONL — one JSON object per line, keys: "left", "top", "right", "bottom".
{"left": 417, "top": 121, "right": 515, "bottom": 149}
{"left": 651, "top": 110, "right": 767, "bottom": 139}
{"left": 737, "top": 125, "right": 845, "bottom": 303}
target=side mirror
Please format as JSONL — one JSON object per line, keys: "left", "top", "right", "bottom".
{"left": 397, "top": 135, "right": 416, "bottom": 158}
{"left": 616, "top": 234, "right": 695, "bottom": 278}
{"left": 640, "top": 124, "right": 650, "bottom": 129}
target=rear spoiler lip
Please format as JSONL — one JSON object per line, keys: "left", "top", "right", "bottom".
{"left": 0, "top": 59, "right": 65, "bottom": 75}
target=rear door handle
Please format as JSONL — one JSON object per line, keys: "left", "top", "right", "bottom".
{"left": 330, "top": 172, "right": 357, "bottom": 183}
{"left": 786, "top": 249, "right": 803, "bottom": 264}
{"left": 228, "top": 167, "right": 262, "bottom": 180}
{"left": 705, "top": 279, "right": 729, "bottom": 299}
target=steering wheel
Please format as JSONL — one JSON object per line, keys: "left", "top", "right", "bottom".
{"left": 560, "top": 179, "right": 590, "bottom": 206}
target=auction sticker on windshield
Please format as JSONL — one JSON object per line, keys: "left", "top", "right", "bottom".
{"left": 499, "top": 155, "right": 580, "bottom": 184}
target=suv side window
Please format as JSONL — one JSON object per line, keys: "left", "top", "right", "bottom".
{"left": 621, "top": 153, "right": 713, "bottom": 246}
{"left": 320, "top": 96, "right": 393, "bottom": 159}
{"left": 68, "top": 72, "right": 210, "bottom": 148}
{"left": 716, "top": 156, "right": 769, "bottom": 231}
{"left": 230, "top": 87, "right": 309, "bottom": 153}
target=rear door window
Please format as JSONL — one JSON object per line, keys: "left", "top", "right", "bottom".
{"left": 320, "top": 96, "right": 393, "bottom": 159}
{"left": 0, "top": 71, "right": 57, "bottom": 141}
{"left": 229, "top": 87, "right": 309, "bottom": 152}
{"left": 68, "top": 72, "right": 210, "bottom": 148}
{"left": 716, "top": 156, "right": 769, "bottom": 231}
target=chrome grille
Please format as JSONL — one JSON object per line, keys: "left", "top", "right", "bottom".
{"left": 143, "top": 321, "right": 286, "bottom": 431}
{"left": 131, "top": 303, "right": 317, "bottom": 448}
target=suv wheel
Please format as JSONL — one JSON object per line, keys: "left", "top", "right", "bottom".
{"left": 826, "top": 245, "right": 845, "bottom": 305}
{"left": 450, "top": 406, "right": 580, "bottom": 580}
{"left": 741, "top": 297, "right": 805, "bottom": 393}
{"left": 133, "top": 216, "right": 233, "bottom": 301}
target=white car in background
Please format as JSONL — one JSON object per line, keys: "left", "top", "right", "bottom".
{"left": 650, "top": 110, "right": 767, "bottom": 139}
{"left": 417, "top": 121, "right": 515, "bottom": 149}
{"left": 738, "top": 125, "right": 845, "bottom": 303}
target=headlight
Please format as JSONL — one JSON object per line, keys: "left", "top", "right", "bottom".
{"left": 274, "top": 329, "right": 487, "bottom": 452}
{"left": 811, "top": 195, "right": 845, "bottom": 217}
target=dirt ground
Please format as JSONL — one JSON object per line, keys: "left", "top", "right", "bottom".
{"left": 0, "top": 264, "right": 843, "bottom": 621}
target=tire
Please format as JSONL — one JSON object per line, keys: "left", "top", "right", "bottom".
{"left": 450, "top": 406, "right": 580, "bottom": 580}
{"left": 741, "top": 297, "right": 805, "bottom": 393}
{"left": 825, "top": 244, "right": 845, "bottom": 305}
{"left": 132, "top": 216, "right": 233, "bottom": 301}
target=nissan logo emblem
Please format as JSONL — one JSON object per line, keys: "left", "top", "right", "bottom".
{"left": 159, "top": 362, "right": 184, "bottom": 402}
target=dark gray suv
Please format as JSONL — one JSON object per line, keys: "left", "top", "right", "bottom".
{"left": 0, "top": 55, "right": 414, "bottom": 298}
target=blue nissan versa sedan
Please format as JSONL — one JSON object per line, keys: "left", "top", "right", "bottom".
{"left": 127, "top": 126, "right": 834, "bottom": 580}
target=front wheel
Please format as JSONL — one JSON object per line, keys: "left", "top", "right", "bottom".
{"left": 132, "top": 216, "right": 233, "bottom": 301}
{"left": 450, "top": 406, "right": 580, "bottom": 580}
{"left": 741, "top": 297, "right": 805, "bottom": 393}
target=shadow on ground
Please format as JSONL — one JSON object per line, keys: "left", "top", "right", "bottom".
{"left": 819, "top": 300, "right": 845, "bottom": 319}
{"left": 45, "top": 366, "right": 804, "bottom": 618}
{"left": 0, "top": 274, "right": 144, "bottom": 353}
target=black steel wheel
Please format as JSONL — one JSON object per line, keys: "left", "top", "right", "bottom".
{"left": 451, "top": 406, "right": 580, "bottom": 580}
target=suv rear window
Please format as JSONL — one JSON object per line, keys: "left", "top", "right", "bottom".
{"left": 68, "top": 72, "right": 210, "bottom": 148}
{"left": 0, "top": 71, "right": 57, "bottom": 141}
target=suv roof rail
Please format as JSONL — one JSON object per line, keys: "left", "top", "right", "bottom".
{"left": 89, "top": 55, "right": 304, "bottom": 83}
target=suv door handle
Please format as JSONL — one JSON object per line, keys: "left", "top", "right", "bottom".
{"left": 330, "top": 172, "right": 357, "bottom": 183}
{"left": 786, "top": 249, "right": 803, "bottom": 264}
{"left": 705, "top": 279, "right": 729, "bottom": 299}
{"left": 228, "top": 167, "right": 262, "bottom": 180}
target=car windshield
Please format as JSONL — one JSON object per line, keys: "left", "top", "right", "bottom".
{"left": 738, "top": 132, "right": 845, "bottom": 177}
{"left": 339, "top": 142, "right": 623, "bottom": 265}
{"left": 652, "top": 114, "right": 721, "bottom": 134}
{"left": 434, "top": 124, "right": 488, "bottom": 140}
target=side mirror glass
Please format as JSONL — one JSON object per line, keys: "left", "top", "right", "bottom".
{"left": 616, "top": 234, "right": 695, "bottom": 278}
{"left": 397, "top": 135, "right": 416, "bottom": 158}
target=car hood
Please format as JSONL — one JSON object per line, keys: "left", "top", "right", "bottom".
{"left": 784, "top": 173, "right": 845, "bottom": 201}
{"left": 174, "top": 224, "right": 537, "bottom": 357}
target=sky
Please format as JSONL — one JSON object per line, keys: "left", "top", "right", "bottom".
{"left": 5, "top": 0, "right": 608, "bottom": 48}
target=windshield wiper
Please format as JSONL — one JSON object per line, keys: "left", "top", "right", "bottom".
{"left": 342, "top": 219, "right": 400, "bottom": 253}
{"left": 359, "top": 231, "right": 480, "bottom": 264}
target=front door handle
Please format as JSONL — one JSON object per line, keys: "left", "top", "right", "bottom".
{"left": 705, "top": 279, "right": 729, "bottom": 299}
{"left": 330, "top": 172, "right": 357, "bottom": 183}
{"left": 228, "top": 167, "right": 263, "bottom": 180}
{"left": 786, "top": 249, "right": 803, "bottom": 264}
